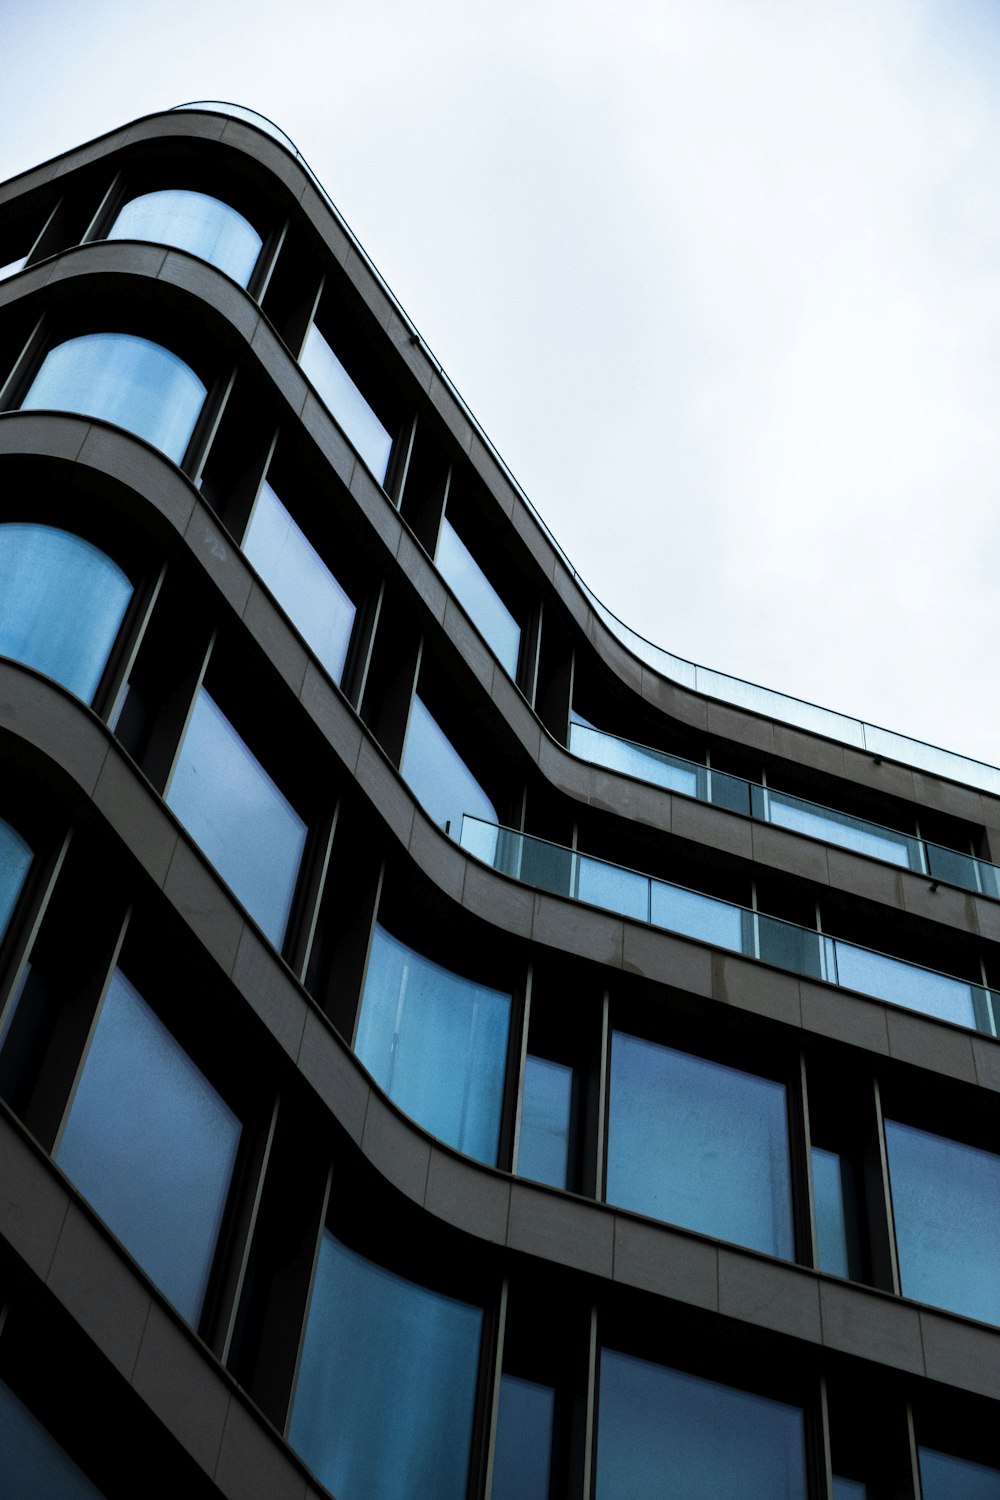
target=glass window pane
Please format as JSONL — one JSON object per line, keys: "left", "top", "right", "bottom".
{"left": 491, "top": 1375, "right": 556, "bottom": 1500}
{"left": 767, "top": 793, "right": 913, "bottom": 868}
{"left": 518, "top": 1054, "right": 573, "bottom": 1189}
{"left": 885, "top": 1119, "right": 1000, "bottom": 1324}
{"left": 55, "top": 969, "right": 241, "bottom": 1324}
{"left": 107, "top": 189, "right": 262, "bottom": 286}
{"left": 757, "top": 913, "right": 824, "bottom": 980}
{"left": 596, "top": 1348, "right": 806, "bottom": 1500}
{"left": 0, "top": 524, "right": 131, "bottom": 701}
{"left": 919, "top": 1448, "right": 1000, "bottom": 1499}
{"left": 812, "top": 1147, "right": 856, "bottom": 1278}
{"left": 569, "top": 721, "right": 700, "bottom": 798}
{"left": 300, "top": 323, "right": 393, "bottom": 483}
{"left": 22, "top": 333, "right": 206, "bottom": 463}
{"left": 576, "top": 855, "right": 648, "bottom": 921}
{"left": 401, "top": 694, "right": 497, "bottom": 836}
{"left": 832, "top": 942, "right": 977, "bottom": 1028}
{"left": 0, "top": 1378, "right": 106, "bottom": 1499}
{"left": 435, "top": 517, "right": 520, "bottom": 677}
{"left": 649, "top": 880, "right": 743, "bottom": 951}
{"left": 0, "top": 817, "right": 31, "bottom": 946}
{"left": 355, "top": 925, "right": 511, "bottom": 1164}
{"left": 607, "top": 1032, "right": 794, "bottom": 1258}
{"left": 167, "top": 689, "right": 306, "bottom": 946}
{"left": 289, "top": 1230, "right": 483, "bottom": 1500}
{"left": 243, "top": 482, "right": 356, "bottom": 683}
{"left": 832, "top": 1480, "right": 869, "bottom": 1499}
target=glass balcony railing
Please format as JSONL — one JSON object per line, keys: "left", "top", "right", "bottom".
{"left": 169, "top": 104, "right": 1000, "bottom": 801}
{"left": 569, "top": 722, "right": 1000, "bottom": 900}
{"left": 459, "top": 816, "right": 997, "bottom": 1038}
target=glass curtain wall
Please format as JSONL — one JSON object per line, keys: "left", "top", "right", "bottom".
{"left": 289, "top": 1230, "right": 483, "bottom": 1500}
{"left": 435, "top": 515, "right": 520, "bottom": 677}
{"left": 595, "top": 1349, "right": 806, "bottom": 1499}
{"left": 300, "top": 324, "right": 393, "bottom": 483}
{"left": 242, "top": 481, "right": 356, "bottom": 683}
{"left": 21, "top": 333, "right": 206, "bottom": 463}
{"left": 606, "top": 1032, "right": 794, "bottom": 1259}
{"left": 355, "top": 924, "right": 511, "bottom": 1164}
{"left": 401, "top": 695, "right": 497, "bottom": 836}
{"left": 0, "top": 524, "right": 131, "bottom": 701}
{"left": 166, "top": 688, "right": 306, "bottom": 947}
{"left": 55, "top": 969, "right": 241, "bottom": 1325}
{"left": 107, "top": 189, "right": 262, "bottom": 286}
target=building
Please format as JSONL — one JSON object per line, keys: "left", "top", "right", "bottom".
{"left": 0, "top": 99, "right": 997, "bottom": 1498}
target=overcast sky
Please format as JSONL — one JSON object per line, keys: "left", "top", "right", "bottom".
{"left": 4, "top": 0, "right": 999, "bottom": 766}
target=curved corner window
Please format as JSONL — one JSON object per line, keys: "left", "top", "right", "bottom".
{"left": 596, "top": 1349, "right": 806, "bottom": 1499}
{"left": 436, "top": 515, "right": 520, "bottom": 678}
{"left": 401, "top": 695, "right": 497, "bottom": 838}
{"left": 0, "top": 524, "right": 131, "bottom": 701}
{"left": 289, "top": 1230, "right": 483, "bottom": 1500}
{"left": 21, "top": 333, "right": 206, "bottom": 464}
{"left": 107, "top": 188, "right": 262, "bottom": 287}
{"left": 55, "top": 968, "right": 241, "bottom": 1325}
{"left": 606, "top": 1032, "right": 794, "bottom": 1259}
{"left": 242, "top": 481, "right": 356, "bottom": 683}
{"left": 356, "top": 925, "right": 511, "bottom": 1164}
{"left": 166, "top": 688, "right": 306, "bottom": 947}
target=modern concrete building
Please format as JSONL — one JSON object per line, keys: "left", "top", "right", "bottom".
{"left": 0, "top": 101, "right": 998, "bottom": 1498}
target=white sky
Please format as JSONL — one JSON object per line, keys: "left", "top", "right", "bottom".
{"left": 4, "top": 0, "right": 1000, "bottom": 765}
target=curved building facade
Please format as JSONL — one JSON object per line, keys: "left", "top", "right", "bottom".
{"left": 0, "top": 103, "right": 997, "bottom": 1498}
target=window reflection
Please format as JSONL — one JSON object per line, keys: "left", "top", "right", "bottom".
{"left": 21, "top": 333, "right": 206, "bottom": 463}
{"left": 289, "top": 1230, "right": 482, "bottom": 1500}
{"left": 596, "top": 1349, "right": 806, "bottom": 1499}
{"left": 885, "top": 1119, "right": 1000, "bottom": 1325}
{"left": 517, "top": 1054, "right": 574, "bottom": 1189}
{"left": 435, "top": 516, "right": 519, "bottom": 677}
{"left": 300, "top": 323, "right": 393, "bottom": 483}
{"left": 401, "top": 694, "right": 497, "bottom": 837}
{"left": 167, "top": 689, "right": 306, "bottom": 947}
{"left": 0, "top": 524, "right": 131, "bottom": 701}
{"left": 356, "top": 925, "right": 511, "bottom": 1164}
{"left": 0, "top": 817, "right": 32, "bottom": 948}
{"left": 107, "top": 189, "right": 262, "bottom": 286}
{"left": 242, "top": 481, "right": 356, "bottom": 683}
{"left": 491, "top": 1375, "right": 556, "bottom": 1500}
{"left": 606, "top": 1032, "right": 794, "bottom": 1259}
{"left": 55, "top": 968, "right": 241, "bottom": 1324}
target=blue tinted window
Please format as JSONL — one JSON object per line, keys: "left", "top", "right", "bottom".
{"left": 0, "top": 817, "right": 31, "bottom": 946}
{"left": 167, "top": 689, "right": 306, "bottom": 946}
{"left": 55, "top": 969, "right": 241, "bottom": 1324}
{"left": 885, "top": 1119, "right": 1000, "bottom": 1324}
{"left": 22, "top": 333, "right": 205, "bottom": 463}
{"left": 649, "top": 880, "right": 743, "bottom": 951}
{"left": 831, "top": 942, "right": 977, "bottom": 1029}
{"left": 596, "top": 1349, "right": 806, "bottom": 1499}
{"left": 491, "top": 1375, "right": 556, "bottom": 1500}
{"left": 107, "top": 189, "right": 262, "bottom": 286}
{"left": 518, "top": 1054, "right": 573, "bottom": 1189}
{"left": 243, "top": 481, "right": 356, "bottom": 683}
{"left": 436, "top": 516, "right": 520, "bottom": 677}
{"left": 0, "top": 1378, "right": 106, "bottom": 1498}
{"left": 832, "top": 1479, "right": 869, "bottom": 1499}
{"left": 0, "top": 524, "right": 131, "bottom": 701}
{"left": 919, "top": 1448, "right": 1000, "bottom": 1498}
{"left": 300, "top": 323, "right": 393, "bottom": 482}
{"left": 607, "top": 1032, "right": 794, "bottom": 1259}
{"left": 401, "top": 694, "right": 497, "bottom": 837}
{"left": 812, "top": 1147, "right": 856, "bottom": 1278}
{"left": 356, "top": 925, "right": 511, "bottom": 1164}
{"left": 289, "top": 1230, "right": 482, "bottom": 1500}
